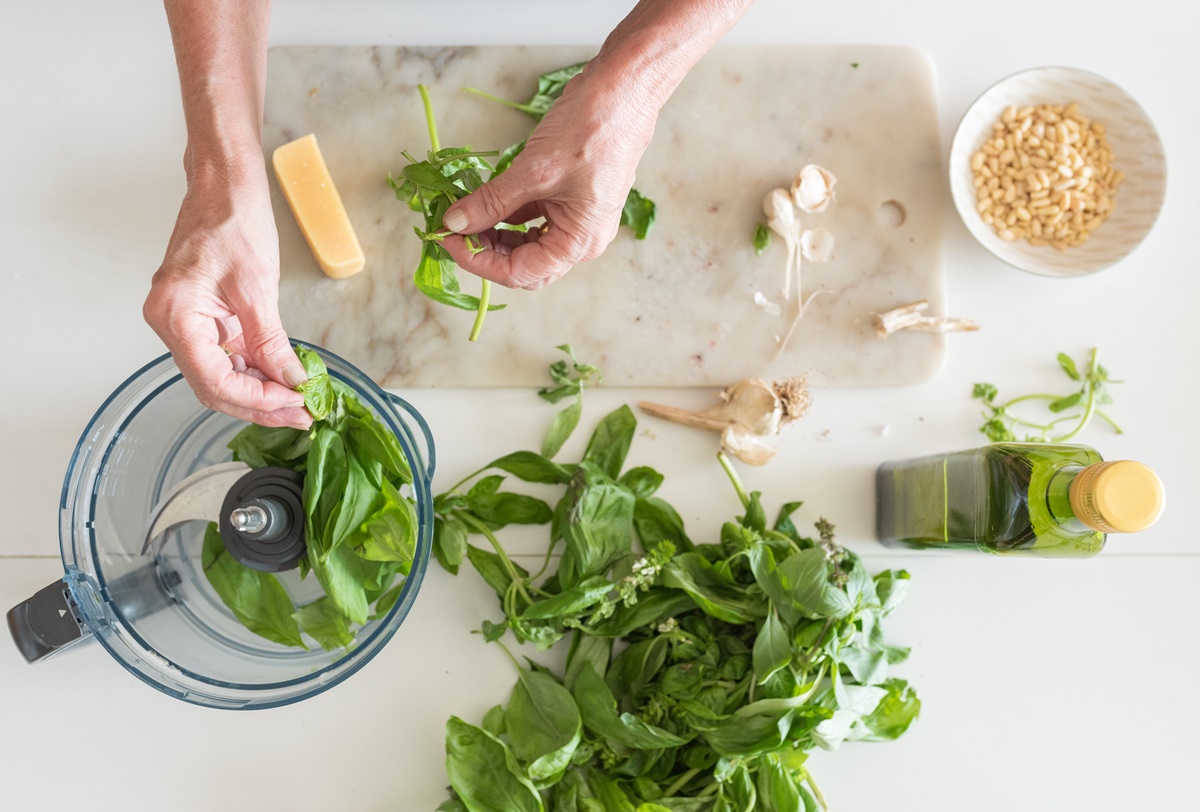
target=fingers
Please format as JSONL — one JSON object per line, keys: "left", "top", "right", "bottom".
{"left": 443, "top": 166, "right": 550, "bottom": 236}
{"left": 226, "top": 287, "right": 307, "bottom": 390}
{"left": 442, "top": 227, "right": 575, "bottom": 291}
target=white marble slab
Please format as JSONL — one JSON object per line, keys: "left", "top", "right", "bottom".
{"left": 264, "top": 45, "right": 946, "bottom": 387}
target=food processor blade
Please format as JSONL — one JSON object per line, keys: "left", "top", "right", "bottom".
{"left": 140, "top": 461, "right": 251, "bottom": 556}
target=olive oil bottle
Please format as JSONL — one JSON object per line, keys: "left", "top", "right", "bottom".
{"left": 875, "top": 444, "right": 1164, "bottom": 557}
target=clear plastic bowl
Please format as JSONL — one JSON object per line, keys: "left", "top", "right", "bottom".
{"left": 57, "top": 344, "right": 434, "bottom": 709}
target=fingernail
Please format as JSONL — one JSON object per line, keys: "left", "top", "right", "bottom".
{"left": 282, "top": 362, "right": 307, "bottom": 388}
{"left": 444, "top": 208, "right": 468, "bottom": 233}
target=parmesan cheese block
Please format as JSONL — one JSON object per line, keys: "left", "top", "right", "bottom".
{"left": 272, "top": 134, "right": 365, "bottom": 278}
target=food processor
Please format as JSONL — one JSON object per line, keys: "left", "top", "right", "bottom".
{"left": 6, "top": 344, "right": 434, "bottom": 709}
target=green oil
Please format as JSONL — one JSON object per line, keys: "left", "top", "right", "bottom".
{"left": 875, "top": 443, "right": 1106, "bottom": 558}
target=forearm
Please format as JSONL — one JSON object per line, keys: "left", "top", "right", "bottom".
{"left": 588, "top": 0, "right": 753, "bottom": 113}
{"left": 164, "top": 0, "right": 272, "bottom": 188}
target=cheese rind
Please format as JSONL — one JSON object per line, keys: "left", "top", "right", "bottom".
{"left": 272, "top": 134, "right": 365, "bottom": 278}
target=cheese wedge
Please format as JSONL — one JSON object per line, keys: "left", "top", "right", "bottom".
{"left": 272, "top": 134, "right": 365, "bottom": 278}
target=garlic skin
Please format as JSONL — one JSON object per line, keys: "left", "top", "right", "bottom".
{"left": 753, "top": 291, "right": 781, "bottom": 316}
{"left": 799, "top": 227, "right": 834, "bottom": 262}
{"left": 638, "top": 376, "right": 812, "bottom": 466}
{"left": 873, "top": 300, "right": 980, "bottom": 337}
{"left": 791, "top": 165, "right": 837, "bottom": 213}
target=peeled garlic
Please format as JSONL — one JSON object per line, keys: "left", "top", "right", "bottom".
{"left": 799, "top": 227, "right": 834, "bottom": 262}
{"left": 638, "top": 376, "right": 812, "bottom": 466}
{"left": 791, "top": 165, "right": 837, "bottom": 213}
{"left": 763, "top": 188, "right": 801, "bottom": 301}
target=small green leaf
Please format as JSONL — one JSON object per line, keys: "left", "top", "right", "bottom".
{"left": 620, "top": 188, "right": 657, "bottom": 240}
{"left": 1057, "top": 352, "right": 1081, "bottom": 381}
{"left": 972, "top": 382, "right": 998, "bottom": 402}
{"left": 1049, "top": 391, "right": 1084, "bottom": 413}
{"left": 752, "top": 611, "right": 792, "bottom": 684}
{"left": 753, "top": 223, "right": 772, "bottom": 255}
{"left": 543, "top": 398, "right": 583, "bottom": 460}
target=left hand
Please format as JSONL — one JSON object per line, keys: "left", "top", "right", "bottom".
{"left": 439, "top": 66, "right": 658, "bottom": 290}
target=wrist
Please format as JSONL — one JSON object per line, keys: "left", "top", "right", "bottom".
{"left": 184, "top": 136, "right": 267, "bottom": 194}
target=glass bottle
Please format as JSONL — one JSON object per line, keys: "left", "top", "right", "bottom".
{"left": 875, "top": 443, "right": 1164, "bottom": 558}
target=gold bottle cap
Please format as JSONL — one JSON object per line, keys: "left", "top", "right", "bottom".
{"left": 1069, "top": 460, "right": 1165, "bottom": 534}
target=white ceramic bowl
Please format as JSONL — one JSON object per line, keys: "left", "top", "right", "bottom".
{"left": 949, "top": 67, "right": 1166, "bottom": 277}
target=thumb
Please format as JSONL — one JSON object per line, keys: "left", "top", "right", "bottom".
{"left": 237, "top": 302, "right": 307, "bottom": 390}
{"left": 443, "top": 169, "right": 541, "bottom": 234}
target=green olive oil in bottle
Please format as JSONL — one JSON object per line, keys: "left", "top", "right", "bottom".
{"left": 875, "top": 444, "right": 1164, "bottom": 558}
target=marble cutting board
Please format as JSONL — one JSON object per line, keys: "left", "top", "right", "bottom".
{"left": 263, "top": 45, "right": 945, "bottom": 388}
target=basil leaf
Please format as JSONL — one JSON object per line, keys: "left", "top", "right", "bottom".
{"left": 753, "top": 223, "right": 771, "bottom": 255}
{"left": 542, "top": 398, "right": 582, "bottom": 459}
{"left": 663, "top": 553, "right": 762, "bottom": 624}
{"left": 201, "top": 523, "right": 303, "bottom": 648}
{"left": 471, "top": 492, "right": 555, "bottom": 528}
{"left": 1049, "top": 391, "right": 1084, "bottom": 413}
{"left": 294, "top": 345, "right": 335, "bottom": 420}
{"left": 293, "top": 596, "right": 354, "bottom": 651}
{"left": 559, "top": 471, "right": 636, "bottom": 588}
{"left": 573, "top": 664, "right": 688, "bottom": 750}
{"left": 520, "top": 576, "right": 613, "bottom": 621}
{"left": 489, "top": 451, "right": 576, "bottom": 484}
{"left": 756, "top": 755, "right": 802, "bottom": 812}
{"left": 564, "top": 632, "right": 612, "bottom": 692}
{"left": 618, "top": 466, "right": 664, "bottom": 498}
{"left": 582, "top": 405, "right": 636, "bottom": 479}
{"left": 348, "top": 479, "right": 418, "bottom": 569}
{"left": 752, "top": 611, "right": 792, "bottom": 685}
{"left": 854, "top": 679, "right": 921, "bottom": 742}
{"left": 620, "top": 188, "right": 656, "bottom": 240}
{"left": 445, "top": 717, "right": 545, "bottom": 812}
{"left": 874, "top": 569, "right": 911, "bottom": 615}
{"left": 309, "top": 542, "right": 371, "bottom": 625}
{"left": 1057, "top": 351, "right": 1081, "bottom": 381}
{"left": 605, "top": 635, "right": 669, "bottom": 702}
{"left": 414, "top": 241, "right": 505, "bottom": 312}
{"left": 633, "top": 496, "right": 694, "bottom": 553}
{"left": 466, "top": 544, "right": 529, "bottom": 601}
{"left": 227, "top": 424, "right": 310, "bottom": 471}
{"left": 505, "top": 669, "right": 582, "bottom": 786}
{"left": 434, "top": 516, "right": 469, "bottom": 575}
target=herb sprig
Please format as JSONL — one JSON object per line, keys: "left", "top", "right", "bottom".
{"left": 974, "top": 348, "right": 1123, "bottom": 442}
{"left": 433, "top": 352, "right": 919, "bottom": 811}
{"left": 389, "top": 85, "right": 503, "bottom": 341}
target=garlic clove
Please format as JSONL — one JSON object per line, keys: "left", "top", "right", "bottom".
{"left": 720, "top": 425, "right": 778, "bottom": 466}
{"left": 799, "top": 227, "right": 835, "bottom": 262}
{"left": 763, "top": 188, "right": 797, "bottom": 231}
{"left": 791, "top": 165, "right": 837, "bottom": 213}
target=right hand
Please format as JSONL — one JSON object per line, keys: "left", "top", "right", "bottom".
{"left": 144, "top": 164, "right": 312, "bottom": 430}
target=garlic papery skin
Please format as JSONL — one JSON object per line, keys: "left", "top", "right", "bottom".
{"left": 721, "top": 426, "right": 778, "bottom": 466}
{"left": 791, "top": 165, "right": 837, "bottom": 213}
{"left": 799, "top": 228, "right": 834, "bottom": 262}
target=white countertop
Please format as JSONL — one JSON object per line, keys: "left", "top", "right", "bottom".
{"left": 1, "top": 1, "right": 1196, "bottom": 809}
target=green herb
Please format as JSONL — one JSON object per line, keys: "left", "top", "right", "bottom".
{"left": 851, "top": 62, "right": 860, "bottom": 68}
{"left": 388, "top": 84, "right": 504, "bottom": 342}
{"left": 973, "top": 348, "right": 1123, "bottom": 442}
{"left": 465, "top": 62, "right": 658, "bottom": 240}
{"left": 753, "top": 223, "right": 772, "bottom": 255}
{"left": 205, "top": 346, "right": 419, "bottom": 649}
{"left": 537, "top": 344, "right": 601, "bottom": 459}
{"left": 434, "top": 354, "right": 918, "bottom": 810}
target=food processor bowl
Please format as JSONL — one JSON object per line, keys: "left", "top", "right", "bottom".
{"left": 7, "top": 344, "right": 434, "bottom": 709}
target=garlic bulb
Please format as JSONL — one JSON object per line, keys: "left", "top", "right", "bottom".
{"left": 791, "top": 165, "right": 837, "bottom": 213}
{"left": 639, "top": 376, "right": 812, "bottom": 466}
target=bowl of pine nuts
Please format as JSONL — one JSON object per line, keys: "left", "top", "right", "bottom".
{"left": 950, "top": 67, "right": 1165, "bottom": 277}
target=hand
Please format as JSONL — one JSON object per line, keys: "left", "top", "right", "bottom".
{"left": 144, "top": 168, "right": 312, "bottom": 429}
{"left": 439, "top": 67, "right": 658, "bottom": 290}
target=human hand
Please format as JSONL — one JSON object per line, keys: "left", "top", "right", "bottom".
{"left": 439, "top": 67, "right": 658, "bottom": 290}
{"left": 144, "top": 169, "right": 312, "bottom": 430}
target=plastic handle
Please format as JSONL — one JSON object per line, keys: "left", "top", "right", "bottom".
{"left": 7, "top": 580, "right": 91, "bottom": 664}
{"left": 386, "top": 393, "right": 437, "bottom": 483}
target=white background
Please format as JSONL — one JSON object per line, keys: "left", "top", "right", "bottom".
{"left": 1, "top": 1, "right": 1196, "bottom": 810}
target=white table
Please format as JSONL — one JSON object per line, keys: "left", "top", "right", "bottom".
{"left": 2, "top": 2, "right": 1196, "bottom": 809}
